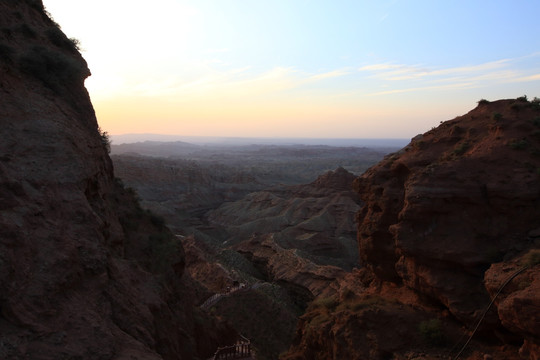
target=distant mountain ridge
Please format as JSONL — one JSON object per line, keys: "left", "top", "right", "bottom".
{"left": 111, "top": 133, "right": 409, "bottom": 147}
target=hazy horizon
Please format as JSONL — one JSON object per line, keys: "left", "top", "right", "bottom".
{"left": 43, "top": 1, "right": 540, "bottom": 138}
{"left": 110, "top": 133, "right": 409, "bottom": 147}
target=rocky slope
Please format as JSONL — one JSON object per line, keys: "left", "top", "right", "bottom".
{"left": 208, "top": 167, "right": 362, "bottom": 270}
{"left": 284, "top": 98, "right": 540, "bottom": 360}
{"left": 180, "top": 168, "right": 362, "bottom": 359}
{"left": 0, "top": 2, "right": 233, "bottom": 359}
{"left": 112, "top": 154, "right": 265, "bottom": 228}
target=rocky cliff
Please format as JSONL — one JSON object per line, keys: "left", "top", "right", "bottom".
{"left": 284, "top": 98, "right": 540, "bottom": 359}
{"left": 0, "top": 2, "right": 233, "bottom": 359}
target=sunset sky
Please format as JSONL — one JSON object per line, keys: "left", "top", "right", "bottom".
{"left": 43, "top": 0, "right": 540, "bottom": 139}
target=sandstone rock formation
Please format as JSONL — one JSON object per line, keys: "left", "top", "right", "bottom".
{"left": 284, "top": 98, "right": 540, "bottom": 359}
{"left": 0, "top": 2, "right": 233, "bottom": 359}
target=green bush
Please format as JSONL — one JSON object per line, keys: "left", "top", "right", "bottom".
{"left": 477, "top": 99, "right": 490, "bottom": 105}
{"left": 419, "top": 319, "right": 444, "bottom": 346}
{"left": 312, "top": 296, "right": 338, "bottom": 311}
{"left": 46, "top": 27, "right": 80, "bottom": 52}
{"left": 509, "top": 139, "right": 529, "bottom": 150}
{"left": 19, "top": 46, "right": 86, "bottom": 91}
{"left": 492, "top": 112, "right": 503, "bottom": 121}
{"left": 98, "top": 127, "right": 111, "bottom": 153}
{"left": 532, "top": 98, "right": 540, "bottom": 111}
{"left": 523, "top": 249, "right": 540, "bottom": 267}
{"left": 452, "top": 141, "right": 470, "bottom": 156}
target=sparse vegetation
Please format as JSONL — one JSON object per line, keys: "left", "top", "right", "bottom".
{"left": 98, "top": 127, "right": 111, "bottom": 153}
{"left": 452, "top": 141, "right": 470, "bottom": 156}
{"left": 518, "top": 280, "right": 532, "bottom": 290}
{"left": 531, "top": 97, "right": 540, "bottom": 110}
{"left": 516, "top": 95, "right": 528, "bottom": 102}
{"left": 478, "top": 99, "right": 490, "bottom": 105}
{"left": 522, "top": 249, "right": 540, "bottom": 267}
{"left": 46, "top": 27, "right": 81, "bottom": 52}
{"left": 412, "top": 140, "right": 426, "bottom": 150}
{"left": 508, "top": 138, "right": 529, "bottom": 150}
{"left": 312, "top": 296, "right": 338, "bottom": 311}
{"left": 492, "top": 112, "right": 503, "bottom": 121}
{"left": 19, "top": 46, "right": 86, "bottom": 91}
{"left": 418, "top": 319, "right": 444, "bottom": 346}
{"left": 510, "top": 102, "right": 521, "bottom": 111}
{"left": 308, "top": 312, "right": 331, "bottom": 328}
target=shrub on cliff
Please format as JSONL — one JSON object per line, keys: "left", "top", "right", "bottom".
{"left": 19, "top": 46, "right": 86, "bottom": 91}
{"left": 98, "top": 127, "right": 111, "bottom": 153}
{"left": 523, "top": 249, "right": 540, "bottom": 267}
{"left": 46, "top": 27, "right": 81, "bottom": 52}
{"left": 477, "top": 99, "right": 490, "bottom": 105}
{"left": 418, "top": 319, "right": 444, "bottom": 346}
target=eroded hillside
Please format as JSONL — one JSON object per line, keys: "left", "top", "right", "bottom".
{"left": 114, "top": 159, "right": 370, "bottom": 358}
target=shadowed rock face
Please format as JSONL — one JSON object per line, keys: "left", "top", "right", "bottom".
{"left": 284, "top": 99, "right": 540, "bottom": 360}
{"left": 354, "top": 99, "right": 540, "bottom": 326}
{"left": 0, "top": 2, "right": 233, "bottom": 359}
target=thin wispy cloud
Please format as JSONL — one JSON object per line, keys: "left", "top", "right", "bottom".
{"left": 309, "top": 69, "right": 351, "bottom": 81}
{"left": 358, "top": 54, "right": 540, "bottom": 95}
{"left": 515, "top": 73, "right": 540, "bottom": 82}
{"left": 93, "top": 52, "right": 540, "bottom": 105}
{"left": 368, "top": 82, "right": 477, "bottom": 96}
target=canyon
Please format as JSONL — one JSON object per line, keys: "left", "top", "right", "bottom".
{"left": 0, "top": 1, "right": 539, "bottom": 359}
{"left": 112, "top": 99, "right": 540, "bottom": 360}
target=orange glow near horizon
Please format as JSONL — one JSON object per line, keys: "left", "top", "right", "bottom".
{"left": 45, "top": 0, "right": 540, "bottom": 140}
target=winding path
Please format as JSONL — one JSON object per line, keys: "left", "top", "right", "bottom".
{"left": 201, "top": 284, "right": 261, "bottom": 359}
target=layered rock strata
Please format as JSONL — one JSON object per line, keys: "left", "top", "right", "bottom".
{"left": 285, "top": 98, "right": 540, "bottom": 359}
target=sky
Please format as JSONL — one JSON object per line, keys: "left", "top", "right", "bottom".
{"left": 43, "top": 0, "right": 540, "bottom": 139}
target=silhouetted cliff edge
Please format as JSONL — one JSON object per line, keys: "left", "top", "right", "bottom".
{"left": 0, "top": 1, "right": 233, "bottom": 359}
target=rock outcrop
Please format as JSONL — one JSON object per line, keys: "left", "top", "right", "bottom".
{"left": 355, "top": 98, "right": 540, "bottom": 326}
{"left": 284, "top": 98, "right": 540, "bottom": 359}
{"left": 0, "top": 2, "right": 233, "bottom": 359}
